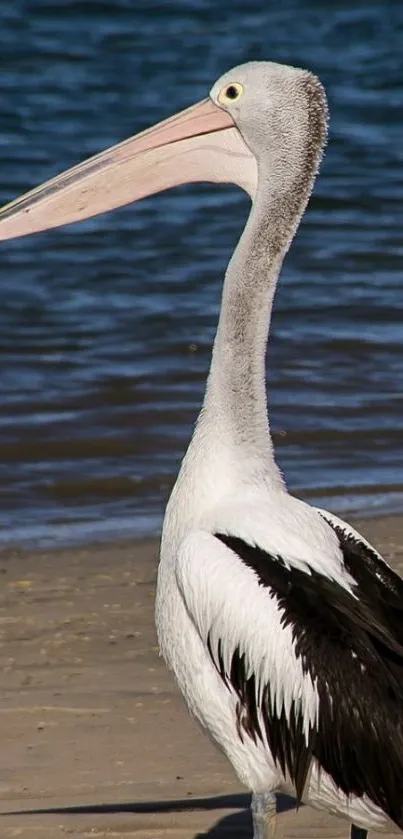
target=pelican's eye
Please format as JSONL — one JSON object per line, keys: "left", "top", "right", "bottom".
{"left": 218, "top": 82, "right": 244, "bottom": 106}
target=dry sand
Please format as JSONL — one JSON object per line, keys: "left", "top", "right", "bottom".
{"left": 0, "top": 515, "right": 402, "bottom": 839}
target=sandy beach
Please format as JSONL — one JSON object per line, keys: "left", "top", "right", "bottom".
{"left": 0, "top": 515, "right": 402, "bottom": 839}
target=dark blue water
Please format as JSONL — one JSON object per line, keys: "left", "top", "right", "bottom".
{"left": 0, "top": 0, "right": 402, "bottom": 548}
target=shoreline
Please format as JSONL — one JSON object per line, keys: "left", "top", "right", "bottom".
{"left": 0, "top": 513, "right": 402, "bottom": 838}
{"left": 1, "top": 509, "right": 403, "bottom": 560}
{"left": 2, "top": 489, "right": 403, "bottom": 555}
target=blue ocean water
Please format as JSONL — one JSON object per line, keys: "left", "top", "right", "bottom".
{"left": 0, "top": 0, "right": 402, "bottom": 547}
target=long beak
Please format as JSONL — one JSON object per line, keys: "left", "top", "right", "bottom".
{"left": 0, "top": 98, "right": 256, "bottom": 242}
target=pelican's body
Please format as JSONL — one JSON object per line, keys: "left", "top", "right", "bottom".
{"left": 1, "top": 59, "right": 403, "bottom": 839}
{"left": 158, "top": 484, "right": 399, "bottom": 833}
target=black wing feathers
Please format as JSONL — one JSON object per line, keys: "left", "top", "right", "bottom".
{"left": 321, "top": 517, "right": 403, "bottom": 643}
{"left": 212, "top": 528, "right": 403, "bottom": 828}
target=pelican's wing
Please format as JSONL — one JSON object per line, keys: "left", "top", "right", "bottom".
{"left": 317, "top": 507, "right": 403, "bottom": 644}
{"left": 176, "top": 529, "right": 403, "bottom": 826}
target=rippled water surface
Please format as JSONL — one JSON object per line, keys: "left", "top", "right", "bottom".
{"left": 0, "top": 0, "right": 403, "bottom": 547}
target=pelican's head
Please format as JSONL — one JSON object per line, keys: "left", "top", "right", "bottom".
{"left": 210, "top": 62, "right": 327, "bottom": 169}
{"left": 0, "top": 61, "right": 327, "bottom": 242}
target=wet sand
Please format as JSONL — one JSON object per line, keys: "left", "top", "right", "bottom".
{"left": 0, "top": 516, "right": 402, "bottom": 839}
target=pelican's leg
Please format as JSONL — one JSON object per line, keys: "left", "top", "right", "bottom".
{"left": 251, "top": 792, "right": 277, "bottom": 839}
{"left": 351, "top": 826, "right": 367, "bottom": 839}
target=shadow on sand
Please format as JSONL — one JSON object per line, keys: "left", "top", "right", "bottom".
{"left": 1, "top": 792, "right": 296, "bottom": 838}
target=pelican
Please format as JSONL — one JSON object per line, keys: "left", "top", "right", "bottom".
{"left": 1, "top": 61, "right": 403, "bottom": 839}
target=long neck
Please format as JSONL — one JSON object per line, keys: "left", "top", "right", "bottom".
{"left": 199, "top": 77, "right": 327, "bottom": 486}
{"left": 162, "top": 180, "right": 317, "bottom": 549}
{"left": 196, "top": 171, "right": 312, "bottom": 488}
{"left": 206, "top": 188, "right": 286, "bottom": 461}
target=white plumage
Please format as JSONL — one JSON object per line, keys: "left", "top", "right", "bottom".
{"left": 158, "top": 475, "right": 402, "bottom": 834}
